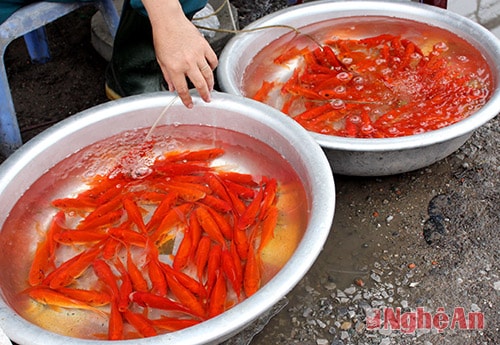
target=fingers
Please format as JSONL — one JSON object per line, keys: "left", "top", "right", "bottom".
{"left": 200, "top": 64, "right": 211, "bottom": 73}
{"left": 192, "top": 62, "right": 215, "bottom": 102}
{"left": 167, "top": 57, "right": 218, "bottom": 109}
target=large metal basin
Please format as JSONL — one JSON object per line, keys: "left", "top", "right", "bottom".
{"left": 218, "top": 0, "right": 500, "bottom": 176}
{"left": 0, "top": 92, "right": 335, "bottom": 344}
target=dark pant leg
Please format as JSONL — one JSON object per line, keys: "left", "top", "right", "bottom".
{"left": 105, "top": 0, "right": 208, "bottom": 98}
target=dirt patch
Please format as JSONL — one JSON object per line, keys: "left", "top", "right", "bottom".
{"left": 4, "top": 7, "right": 108, "bottom": 148}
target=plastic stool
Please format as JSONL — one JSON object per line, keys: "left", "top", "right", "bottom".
{"left": 0, "top": 1, "right": 119, "bottom": 157}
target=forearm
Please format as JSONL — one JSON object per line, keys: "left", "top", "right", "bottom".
{"left": 141, "top": 0, "right": 189, "bottom": 29}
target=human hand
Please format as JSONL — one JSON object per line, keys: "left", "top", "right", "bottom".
{"left": 143, "top": 0, "right": 218, "bottom": 108}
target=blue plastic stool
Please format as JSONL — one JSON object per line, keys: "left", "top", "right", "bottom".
{"left": 0, "top": 1, "right": 119, "bottom": 157}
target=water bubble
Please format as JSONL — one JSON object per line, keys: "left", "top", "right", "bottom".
{"left": 361, "top": 124, "right": 374, "bottom": 133}
{"left": 334, "top": 85, "right": 346, "bottom": 94}
{"left": 349, "top": 115, "right": 361, "bottom": 124}
{"left": 410, "top": 52, "right": 422, "bottom": 60}
{"left": 457, "top": 55, "right": 469, "bottom": 63}
{"left": 413, "top": 128, "right": 425, "bottom": 135}
{"left": 330, "top": 99, "right": 345, "bottom": 109}
{"left": 336, "top": 72, "right": 352, "bottom": 82}
{"left": 381, "top": 68, "right": 392, "bottom": 75}
{"left": 355, "top": 85, "right": 364, "bottom": 91}
{"left": 131, "top": 166, "right": 152, "bottom": 179}
{"left": 434, "top": 42, "right": 448, "bottom": 52}
{"left": 472, "top": 89, "right": 483, "bottom": 97}
{"left": 375, "top": 58, "right": 386, "bottom": 65}
{"left": 342, "top": 57, "right": 353, "bottom": 65}
{"left": 353, "top": 76, "right": 364, "bottom": 84}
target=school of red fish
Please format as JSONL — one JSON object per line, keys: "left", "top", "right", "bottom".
{"left": 24, "top": 146, "right": 280, "bottom": 340}
{"left": 252, "top": 33, "right": 491, "bottom": 138}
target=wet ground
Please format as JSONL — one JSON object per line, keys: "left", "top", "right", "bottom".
{"left": 2, "top": 1, "right": 499, "bottom": 345}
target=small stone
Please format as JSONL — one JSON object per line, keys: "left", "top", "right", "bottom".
{"left": 379, "top": 329, "right": 392, "bottom": 336}
{"left": 344, "top": 286, "right": 357, "bottom": 295}
{"left": 325, "top": 282, "right": 337, "bottom": 291}
{"left": 340, "top": 321, "right": 352, "bottom": 330}
{"left": 416, "top": 328, "right": 431, "bottom": 336}
{"left": 336, "top": 290, "right": 347, "bottom": 298}
{"left": 371, "top": 273, "right": 382, "bottom": 283}
{"left": 494, "top": 281, "right": 500, "bottom": 291}
{"left": 305, "top": 285, "right": 315, "bottom": 293}
{"left": 359, "top": 301, "right": 371, "bottom": 312}
{"left": 337, "top": 306, "right": 349, "bottom": 317}
{"left": 355, "top": 321, "right": 366, "bottom": 333}
{"left": 317, "top": 319, "right": 327, "bottom": 329}
{"left": 340, "top": 331, "right": 349, "bottom": 340}
{"left": 372, "top": 300, "right": 385, "bottom": 307}
{"left": 380, "top": 337, "right": 391, "bottom": 345}
{"left": 316, "top": 339, "right": 329, "bottom": 345}
{"left": 303, "top": 307, "right": 313, "bottom": 317}
{"left": 471, "top": 303, "right": 481, "bottom": 312}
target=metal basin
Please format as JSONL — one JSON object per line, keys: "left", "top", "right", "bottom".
{"left": 0, "top": 92, "right": 335, "bottom": 344}
{"left": 217, "top": 0, "right": 500, "bottom": 176}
